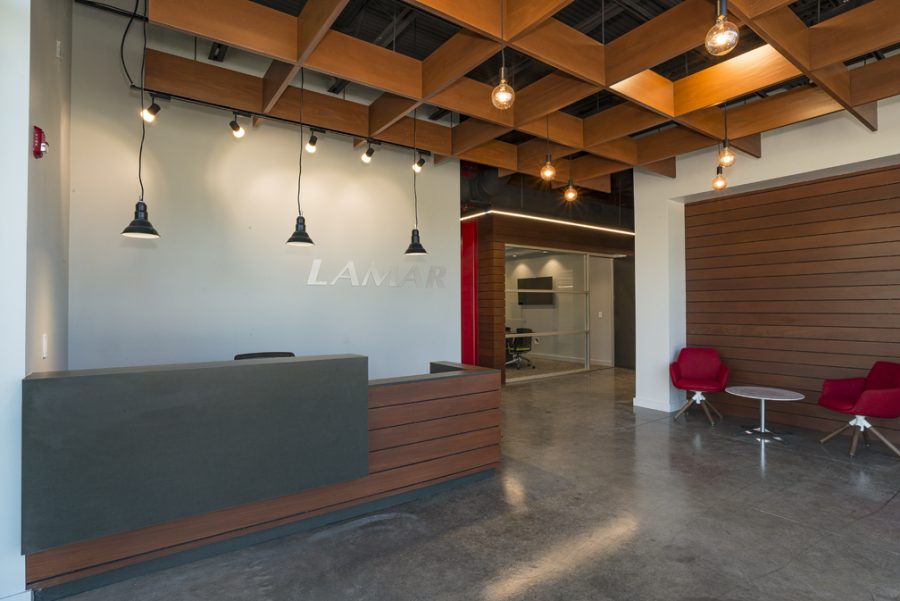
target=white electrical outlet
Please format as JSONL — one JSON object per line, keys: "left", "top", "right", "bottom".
{"left": 597, "top": 311, "right": 603, "bottom": 319}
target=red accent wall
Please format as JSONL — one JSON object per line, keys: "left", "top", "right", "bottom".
{"left": 461, "top": 220, "right": 478, "bottom": 365}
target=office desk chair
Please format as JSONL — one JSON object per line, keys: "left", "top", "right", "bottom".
{"left": 505, "top": 328, "right": 535, "bottom": 370}
{"left": 234, "top": 352, "right": 296, "bottom": 360}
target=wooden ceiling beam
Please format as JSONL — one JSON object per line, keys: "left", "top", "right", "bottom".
{"left": 518, "top": 111, "right": 584, "bottom": 148}
{"left": 401, "top": 0, "right": 501, "bottom": 39}
{"left": 505, "top": 0, "right": 576, "bottom": 41}
{"left": 422, "top": 30, "right": 499, "bottom": 99}
{"left": 851, "top": 53, "right": 900, "bottom": 107}
{"left": 640, "top": 158, "right": 677, "bottom": 178}
{"left": 297, "top": 0, "right": 351, "bottom": 64}
{"left": 513, "top": 72, "right": 600, "bottom": 126}
{"left": 637, "top": 126, "right": 714, "bottom": 164}
{"left": 262, "top": 61, "right": 301, "bottom": 114}
{"left": 149, "top": 0, "right": 297, "bottom": 62}
{"left": 738, "top": 0, "right": 795, "bottom": 18}
{"left": 376, "top": 117, "right": 452, "bottom": 156}
{"left": 516, "top": 138, "right": 580, "bottom": 175}
{"left": 576, "top": 175, "right": 612, "bottom": 193}
{"left": 724, "top": 85, "right": 843, "bottom": 139}
{"left": 368, "top": 94, "right": 422, "bottom": 137}
{"left": 729, "top": 2, "right": 878, "bottom": 130}
{"left": 452, "top": 119, "right": 513, "bottom": 155}
{"left": 605, "top": 0, "right": 717, "bottom": 85}
{"left": 305, "top": 30, "right": 421, "bottom": 99}
{"left": 571, "top": 155, "right": 630, "bottom": 180}
{"left": 583, "top": 103, "right": 669, "bottom": 147}
{"left": 584, "top": 137, "right": 639, "bottom": 165}
{"left": 459, "top": 140, "right": 518, "bottom": 171}
{"left": 673, "top": 45, "right": 801, "bottom": 115}
{"left": 809, "top": 0, "right": 900, "bottom": 70}
{"left": 510, "top": 18, "right": 605, "bottom": 85}
{"left": 610, "top": 70, "right": 675, "bottom": 116}
{"left": 429, "top": 78, "right": 515, "bottom": 127}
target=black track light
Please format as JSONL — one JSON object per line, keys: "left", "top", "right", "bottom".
{"left": 229, "top": 113, "right": 245, "bottom": 138}
{"left": 413, "top": 156, "right": 426, "bottom": 173}
{"left": 361, "top": 143, "right": 375, "bottom": 163}
{"left": 305, "top": 133, "right": 318, "bottom": 153}
{"left": 141, "top": 100, "right": 160, "bottom": 123}
{"left": 122, "top": 200, "right": 159, "bottom": 239}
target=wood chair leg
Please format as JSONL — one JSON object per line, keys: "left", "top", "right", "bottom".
{"left": 707, "top": 401, "right": 723, "bottom": 420}
{"left": 673, "top": 398, "right": 693, "bottom": 421}
{"left": 849, "top": 428, "right": 861, "bottom": 457}
{"left": 700, "top": 400, "right": 716, "bottom": 426}
{"left": 862, "top": 428, "right": 871, "bottom": 447}
{"left": 867, "top": 426, "right": 900, "bottom": 459}
{"left": 820, "top": 423, "right": 850, "bottom": 444}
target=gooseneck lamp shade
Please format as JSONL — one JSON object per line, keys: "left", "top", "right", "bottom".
{"left": 361, "top": 145, "right": 375, "bottom": 163}
{"left": 712, "top": 166, "right": 728, "bottom": 191}
{"left": 122, "top": 200, "right": 160, "bottom": 239}
{"left": 705, "top": 1, "right": 739, "bottom": 56}
{"left": 286, "top": 215, "right": 314, "bottom": 247}
{"left": 140, "top": 101, "right": 161, "bottom": 123}
{"left": 305, "top": 134, "right": 318, "bottom": 153}
{"left": 718, "top": 142, "right": 736, "bottom": 168}
{"left": 405, "top": 228, "right": 427, "bottom": 255}
{"left": 229, "top": 118, "right": 245, "bottom": 139}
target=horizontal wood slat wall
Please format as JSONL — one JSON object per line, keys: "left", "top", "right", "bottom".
{"left": 27, "top": 368, "right": 501, "bottom": 590}
{"left": 685, "top": 165, "right": 900, "bottom": 443}
{"left": 474, "top": 213, "right": 635, "bottom": 380}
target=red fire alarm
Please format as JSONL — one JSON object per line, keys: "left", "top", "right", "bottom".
{"left": 33, "top": 126, "right": 49, "bottom": 159}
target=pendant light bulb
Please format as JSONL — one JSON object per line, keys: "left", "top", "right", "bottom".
{"left": 140, "top": 101, "right": 160, "bottom": 123}
{"left": 229, "top": 117, "right": 245, "bottom": 139}
{"left": 491, "top": 67, "right": 515, "bottom": 110}
{"left": 413, "top": 156, "right": 426, "bottom": 173}
{"left": 540, "top": 154, "right": 556, "bottom": 181}
{"left": 712, "top": 166, "right": 728, "bottom": 191}
{"left": 564, "top": 181, "right": 578, "bottom": 202}
{"left": 705, "top": 9, "right": 739, "bottom": 56}
{"left": 305, "top": 134, "right": 318, "bottom": 154}
{"left": 361, "top": 144, "right": 375, "bottom": 164}
{"left": 122, "top": 199, "right": 160, "bottom": 239}
{"left": 718, "top": 142, "right": 736, "bottom": 168}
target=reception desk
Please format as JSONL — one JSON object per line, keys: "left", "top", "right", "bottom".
{"left": 22, "top": 356, "right": 500, "bottom": 596}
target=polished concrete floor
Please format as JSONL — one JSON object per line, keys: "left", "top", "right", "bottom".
{"left": 68, "top": 369, "right": 900, "bottom": 601}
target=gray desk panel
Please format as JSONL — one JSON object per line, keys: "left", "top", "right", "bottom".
{"left": 22, "top": 355, "right": 368, "bottom": 553}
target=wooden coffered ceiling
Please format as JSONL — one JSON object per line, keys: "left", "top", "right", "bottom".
{"left": 142, "top": 0, "right": 900, "bottom": 193}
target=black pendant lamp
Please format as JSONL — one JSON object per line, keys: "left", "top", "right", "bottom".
{"left": 122, "top": 0, "right": 159, "bottom": 239}
{"left": 405, "top": 107, "right": 427, "bottom": 255}
{"left": 286, "top": 69, "right": 314, "bottom": 247}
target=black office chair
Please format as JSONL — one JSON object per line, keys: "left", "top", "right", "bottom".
{"left": 234, "top": 352, "right": 295, "bottom": 360}
{"left": 505, "top": 328, "right": 535, "bottom": 370}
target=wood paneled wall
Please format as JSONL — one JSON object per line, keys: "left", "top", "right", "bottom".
{"left": 475, "top": 213, "right": 635, "bottom": 379}
{"left": 685, "top": 165, "right": 900, "bottom": 442}
{"left": 27, "top": 367, "right": 501, "bottom": 590}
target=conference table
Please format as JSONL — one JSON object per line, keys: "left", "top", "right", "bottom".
{"left": 726, "top": 385, "right": 805, "bottom": 443}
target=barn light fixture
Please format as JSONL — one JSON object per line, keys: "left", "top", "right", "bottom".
{"left": 286, "top": 69, "right": 314, "bottom": 247}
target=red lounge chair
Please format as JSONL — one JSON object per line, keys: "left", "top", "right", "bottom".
{"left": 670, "top": 347, "right": 729, "bottom": 425}
{"left": 818, "top": 361, "right": 900, "bottom": 458}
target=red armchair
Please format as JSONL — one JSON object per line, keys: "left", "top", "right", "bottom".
{"left": 670, "top": 347, "right": 729, "bottom": 425}
{"left": 818, "top": 361, "right": 900, "bottom": 458}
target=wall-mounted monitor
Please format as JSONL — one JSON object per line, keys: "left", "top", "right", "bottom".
{"left": 518, "top": 276, "right": 554, "bottom": 306}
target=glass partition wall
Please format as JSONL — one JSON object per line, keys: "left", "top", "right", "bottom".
{"left": 505, "top": 246, "right": 591, "bottom": 382}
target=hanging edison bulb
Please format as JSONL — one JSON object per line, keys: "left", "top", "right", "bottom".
{"left": 705, "top": 12, "right": 739, "bottom": 56}
{"left": 712, "top": 166, "right": 728, "bottom": 191}
{"left": 491, "top": 66, "right": 515, "bottom": 110}
{"left": 540, "top": 155, "right": 556, "bottom": 182}
{"left": 564, "top": 182, "right": 578, "bottom": 202}
{"left": 718, "top": 142, "right": 736, "bottom": 168}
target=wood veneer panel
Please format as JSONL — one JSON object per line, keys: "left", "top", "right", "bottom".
{"left": 369, "top": 410, "right": 501, "bottom": 451}
{"left": 685, "top": 165, "right": 900, "bottom": 440}
{"left": 369, "top": 372, "right": 499, "bottom": 407}
{"left": 369, "top": 428, "right": 501, "bottom": 473}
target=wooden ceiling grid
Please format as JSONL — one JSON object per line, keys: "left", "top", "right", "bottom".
{"left": 144, "top": 0, "right": 900, "bottom": 192}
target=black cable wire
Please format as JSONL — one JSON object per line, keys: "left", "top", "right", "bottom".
{"left": 119, "top": 0, "right": 139, "bottom": 86}
{"left": 413, "top": 106, "right": 419, "bottom": 228}
{"left": 297, "top": 69, "right": 304, "bottom": 216}
{"left": 137, "top": 0, "right": 147, "bottom": 202}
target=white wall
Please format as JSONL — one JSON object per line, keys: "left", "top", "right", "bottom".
{"left": 589, "top": 257, "right": 614, "bottom": 366}
{"left": 68, "top": 5, "right": 460, "bottom": 379}
{"left": 0, "top": 0, "right": 31, "bottom": 597}
{"left": 634, "top": 96, "right": 900, "bottom": 411}
{"left": 27, "top": 0, "right": 71, "bottom": 374}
